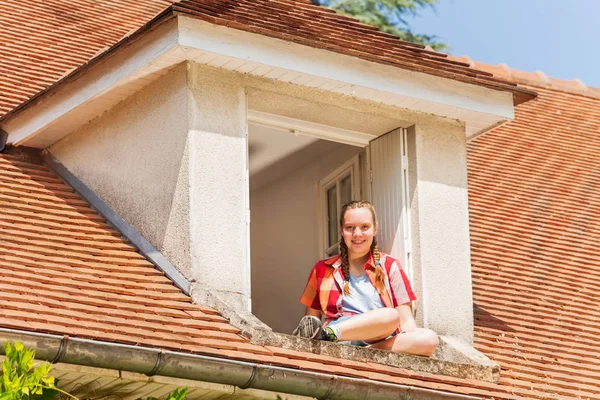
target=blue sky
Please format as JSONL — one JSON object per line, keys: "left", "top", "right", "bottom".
{"left": 404, "top": 0, "right": 600, "bottom": 87}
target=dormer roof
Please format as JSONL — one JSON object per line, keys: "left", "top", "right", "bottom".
{"left": 0, "top": 0, "right": 535, "bottom": 123}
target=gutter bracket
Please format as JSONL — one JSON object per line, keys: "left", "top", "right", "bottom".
{"left": 318, "top": 376, "right": 337, "bottom": 400}
{"left": 238, "top": 365, "right": 258, "bottom": 389}
{"left": 147, "top": 349, "right": 166, "bottom": 376}
{"left": 51, "top": 335, "right": 69, "bottom": 363}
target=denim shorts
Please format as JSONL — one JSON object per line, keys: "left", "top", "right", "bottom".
{"left": 327, "top": 315, "right": 398, "bottom": 347}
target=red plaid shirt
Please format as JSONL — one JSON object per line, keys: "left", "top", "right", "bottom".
{"left": 299, "top": 252, "right": 416, "bottom": 323}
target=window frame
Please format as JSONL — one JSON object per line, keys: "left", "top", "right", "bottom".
{"left": 318, "top": 155, "right": 361, "bottom": 258}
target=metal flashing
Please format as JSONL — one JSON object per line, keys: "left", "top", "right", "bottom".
{"left": 0, "top": 129, "right": 7, "bottom": 152}
{"left": 43, "top": 152, "right": 191, "bottom": 295}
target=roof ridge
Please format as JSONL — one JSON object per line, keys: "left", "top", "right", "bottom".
{"left": 450, "top": 55, "right": 600, "bottom": 100}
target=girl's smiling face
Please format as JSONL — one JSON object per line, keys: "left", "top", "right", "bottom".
{"left": 341, "top": 207, "right": 377, "bottom": 259}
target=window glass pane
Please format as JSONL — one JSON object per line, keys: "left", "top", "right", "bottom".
{"left": 327, "top": 186, "right": 337, "bottom": 247}
{"left": 340, "top": 174, "right": 352, "bottom": 207}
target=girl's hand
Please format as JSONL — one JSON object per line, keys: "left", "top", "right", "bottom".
{"left": 395, "top": 303, "right": 417, "bottom": 332}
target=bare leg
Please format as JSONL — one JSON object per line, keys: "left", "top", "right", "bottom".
{"left": 333, "top": 308, "right": 400, "bottom": 342}
{"left": 369, "top": 328, "right": 439, "bottom": 357}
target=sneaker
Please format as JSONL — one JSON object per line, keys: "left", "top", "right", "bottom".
{"left": 319, "top": 326, "right": 338, "bottom": 342}
{"left": 292, "top": 316, "right": 322, "bottom": 339}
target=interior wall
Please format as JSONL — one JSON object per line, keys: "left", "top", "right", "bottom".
{"left": 250, "top": 140, "right": 363, "bottom": 334}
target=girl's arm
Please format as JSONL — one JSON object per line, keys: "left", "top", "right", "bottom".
{"left": 395, "top": 303, "right": 417, "bottom": 331}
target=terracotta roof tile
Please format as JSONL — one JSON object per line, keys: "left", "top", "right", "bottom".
{"left": 0, "top": 0, "right": 175, "bottom": 120}
{"left": 0, "top": 150, "right": 530, "bottom": 399}
{"left": 468, "top": 83, "right": 600, "bottom": 399}
{"left": 451, "top": 55, "right": 600, "bottom": 101}
{"left": 0, "top": 0, "right": 534, "bottom": 122}
{"left": 265, "top": 346, "right": 344, "bottom": 366}
{"left": 0, "top": 3, "right": 596, "bottom": 398}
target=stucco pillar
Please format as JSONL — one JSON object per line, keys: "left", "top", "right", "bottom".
{"left": 187, "top": 63, "right": 251, "bottom": 311}
{"left": 407, "top": 119, "right": 474, "bottom": 345}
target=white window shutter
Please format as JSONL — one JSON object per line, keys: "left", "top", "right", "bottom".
{"left": 368, "top": 128, "right": 413, "bottom": 282}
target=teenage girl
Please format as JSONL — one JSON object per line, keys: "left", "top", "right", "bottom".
{"left": 294, "top": 200, "right": 438, "bottom": 356}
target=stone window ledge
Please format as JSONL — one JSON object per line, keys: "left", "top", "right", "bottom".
{"left": 250, "top": 330, "right": 500, "bottom": 383}
{"left": 191, "top": 286, "right": 499, "bottom": 384}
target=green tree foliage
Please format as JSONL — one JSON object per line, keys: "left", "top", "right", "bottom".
{"left": 311, "top": 0, "right": 448, "bottom": 51}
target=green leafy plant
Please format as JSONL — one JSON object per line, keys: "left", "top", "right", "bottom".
{"left": 141, "top": 387, "right": 188, "bottom": 400}
{"left": 0, "top": 342, "right": 70, "bottom": 400}
{"left": 0, "top": 342, "right": 187, "bottom": 400}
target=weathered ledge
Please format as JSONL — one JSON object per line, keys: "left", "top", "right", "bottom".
{"left": 189, "top": 282, "right": 499, "bottom": 384}
{"left": 250, "top": 330, "right": 500, "bottom": 383}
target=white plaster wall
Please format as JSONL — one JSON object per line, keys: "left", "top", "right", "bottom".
{"left": 250, "top": 141, "right": 363, "bottom": 334}
{"left": 49, "top": 64, "right": 193, "bottom": 276}
{"left": 50, "top": 62, "right": 253, "bottom": 310}
{"left": 187, "top": 64, "right": 250, "bottom": 307}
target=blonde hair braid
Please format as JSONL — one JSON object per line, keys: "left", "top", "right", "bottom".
{"left": 339, "top": 236, "right": 351, "bottom": 295}
{"left": 371, "top": 236, "right": 385, "bottom": 292}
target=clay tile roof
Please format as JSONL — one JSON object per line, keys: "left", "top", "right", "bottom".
{"left": 0, "top": 0, "right": 175, "bottom": 119}
{"left": 451, "top": 55, "right": 600, "bottom": 100}
{"left": 468, "top": 81, "right": 600, "bottom": 398}
{"left": 1, "top": 80, "right": 600, "bottom": 399}
{"left": 0, "top": 0, "right": 534, "bottom": 122}
{"left": 3, "top": 70, "right": 600, "bottom": 398}
{"left": 0, "top": 148, "right": 524, "bottom": 400}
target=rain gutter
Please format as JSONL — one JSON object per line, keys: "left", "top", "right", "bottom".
{"left": 0, "top": 328, "right": 478, "bottom": 400}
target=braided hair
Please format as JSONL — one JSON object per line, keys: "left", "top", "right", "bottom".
{"left": 339, "top": 200, "right": 386, "bottom": 295}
